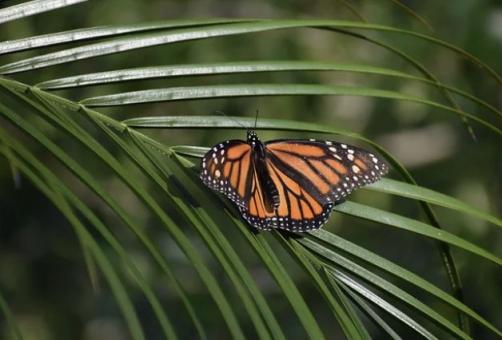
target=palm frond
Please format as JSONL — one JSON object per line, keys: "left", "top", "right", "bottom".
{"left": 1, "top": 1, "right": 500, "bottom": 339}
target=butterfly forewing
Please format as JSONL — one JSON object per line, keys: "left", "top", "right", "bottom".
{"left": 265, "top": 139, "right": 388, "bottom": 204}
{"left": 200, "top": 140, "right": 253, "bottom": 208}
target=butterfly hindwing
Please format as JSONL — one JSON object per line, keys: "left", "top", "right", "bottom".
{"left": 239, "top": 161, "right": 334, "bottom": 231}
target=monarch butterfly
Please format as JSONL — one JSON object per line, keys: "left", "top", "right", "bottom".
{"left": 200, "top": 130, "right": 388, "bottom": 232}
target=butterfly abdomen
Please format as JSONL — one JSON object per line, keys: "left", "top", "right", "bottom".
{"left": 251, "top": 134, "right": 280, "bottom": 212}
{"left": 255, "top": 156, "right": 280, "bottom": 212}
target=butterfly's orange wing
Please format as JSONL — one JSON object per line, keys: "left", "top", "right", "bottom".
{"left": 239, "top": 158, "right": 334, "bottom": 231}
{"left": 201, "top": 138, "right": 388, "bottom": 232}
{"left": 239, "top": 139, "right": 388, "bottom": 231}
{"left": 266, "top": 139, "right": 388, "bottom": 204}
{"left": 200, "top": 140, "right": 253, "bottom": 208}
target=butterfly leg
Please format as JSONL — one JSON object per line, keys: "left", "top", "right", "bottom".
{"left": 248, "top": 225, "right": 261, "bottom": 235}
{"left": 334, "top": 198, "right": 346, "bottom": 206}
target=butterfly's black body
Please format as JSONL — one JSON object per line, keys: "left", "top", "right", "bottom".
{"left": 201, "top": 130, "right": 388, "bottom": 232}
{"left": 248, "top": 131, "right": 280, "bottom": 213}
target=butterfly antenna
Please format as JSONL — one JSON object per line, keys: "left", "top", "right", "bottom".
{"left": 254, "top": 109, "right": 259, "bottom": 130}
{"left": 214, "top": 110, "right": 246, "bottom": 129}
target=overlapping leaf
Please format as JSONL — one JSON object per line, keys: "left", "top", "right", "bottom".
{"left": 1, "top": 3, "right": 500, "bottom": 339}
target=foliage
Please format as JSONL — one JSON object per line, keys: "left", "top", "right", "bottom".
{"left": 0, "top": 1, "right": 500, "bottom": 339}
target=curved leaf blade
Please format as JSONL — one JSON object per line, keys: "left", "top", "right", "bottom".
{"left": 0, "top": 85, "right": 246, "bottom": 339}
{"left": 0, "top": 19, "right": 252, "bottom": 55}
{"left": 340, "top": 285, "right": 403, "bottom": 340}
{"left": 308, "top": 230, "right": 501, "bottom": 337}
{"left": 36, "top": 61, "right": 501, "bottom": 119}
{"left": 37, "top": 61, "right": 419, "bottom": 89}
{"left": 0, "top": 0, "right": 86, "bottom": 25}
{"left": 334, "top": 271, "right": 439, "bottom": 340}
{"left": 369, "top": 179, "right": 502, "bottom": 228}
{"left": 85, "top": 85, "right": 499, "bottom": 135}
{"left": 302, "top": 239, "right": 468, "bottom": 339}
{"left": 0, "top": 148, "right": 146, "bottom": 340}
{"left": 335, "top": 202, "right": 501, "bottom": 265}
{"left": 0, "top": 289, "right": 23, "bottom": 340}
{"left": 1, "top": 19, "right": 498, "bottom": 82}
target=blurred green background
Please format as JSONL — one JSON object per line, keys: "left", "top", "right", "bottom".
{"left": 0, "top": 0, "right": 501, "bottom": 339}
